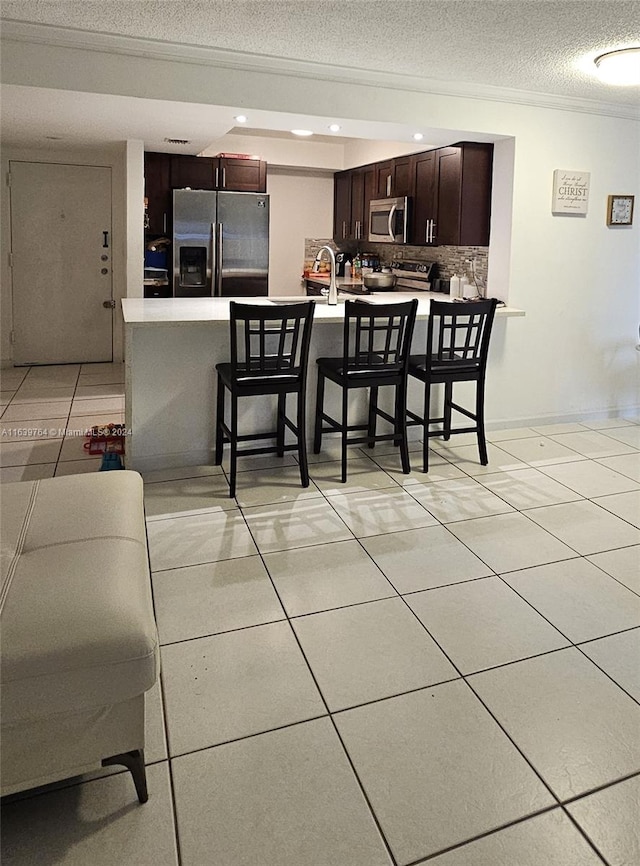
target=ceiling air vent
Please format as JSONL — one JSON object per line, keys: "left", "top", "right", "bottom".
{"left": 164, "top": 138, "right": 191, "bottom": 145}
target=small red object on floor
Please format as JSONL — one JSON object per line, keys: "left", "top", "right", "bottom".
{"left": 84, "top": 423, "right": 125, "bottom": 456}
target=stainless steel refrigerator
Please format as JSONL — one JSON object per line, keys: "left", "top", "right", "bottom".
{"left": 173, "top": 189, "right": 269, "bottom": 297}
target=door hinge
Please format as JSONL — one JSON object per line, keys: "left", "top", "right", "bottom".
{"left": 10, "top": 330, "right": 15, "bottom": 344}
{"left": 103, "top": 299, "right": 116, "bottom": 309}
{"left": 8, "top": 252, "right": 13, "bottom": 268}
{"left": 6, "top": 172, "right": 11, "bottom": 188}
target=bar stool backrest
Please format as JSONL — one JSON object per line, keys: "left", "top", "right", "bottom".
{"left": 427, "top": 299, "right": 498, "bottom": 371}
{"left": 229, "top": 301, "right": 315, "bottom": 379}
{"left": 343, "top": 299, "right": 418, "bottom": 373}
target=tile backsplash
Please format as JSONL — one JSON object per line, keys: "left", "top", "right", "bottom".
{"left": 304, "top": 239, "right": 488, "bottom": 289}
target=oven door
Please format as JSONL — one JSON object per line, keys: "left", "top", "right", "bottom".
{"left": 368, "top": 197, "right": 409, "bottom": 243}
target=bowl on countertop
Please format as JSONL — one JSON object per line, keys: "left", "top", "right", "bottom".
{"left": 363, "top": 270, "right": 397, "bottom": 290}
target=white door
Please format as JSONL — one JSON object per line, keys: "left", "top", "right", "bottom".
{"left": 9, "top": 161, "right": 113, "bottom": 365}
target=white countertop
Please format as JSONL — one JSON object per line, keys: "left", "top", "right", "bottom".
{"left": 122, "top": 294, "right": 524, "bottom": 324}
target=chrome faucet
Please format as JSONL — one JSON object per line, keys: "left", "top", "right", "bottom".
{"left": 315, "top": 246, "right": 338, "bottom": 305}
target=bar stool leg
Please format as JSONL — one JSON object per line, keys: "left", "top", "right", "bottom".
{"left": 477, "top": 379, "right": 489, "bottom": 465}
{"left": 341, "top": 386, "right": 349, "bottom": 483}
{"left": 367, "top": 387, "right": 378, "bottom": 448}
{"left": 443, "top": 381, "right": 453, "bottom": 440}
{"left": 215, "top": 373, "right": 225, "bottom": 466}
{"left": 397, "top": 381, "right": 411, "bottom": 474}
{"left": 296, "top": 391, "right": 310, "bottom": 487}
{"left": 277, "top": 393, "right": 286, "bottom": 457}
{"left": 422, "top": 380, "right": 431, "bottom": 473}
{"left": 229, "top": 395, "right": 238, "bottom": 498}
{"left": 313, "top": 371, "right": 325, "bottom": 454}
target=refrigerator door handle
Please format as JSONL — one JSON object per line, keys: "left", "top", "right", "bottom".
{"left": 216, "top": 222, "right": 223, "bottom": 297}
{"left": 208, "top": 223, "right": 215, "bottom": 295}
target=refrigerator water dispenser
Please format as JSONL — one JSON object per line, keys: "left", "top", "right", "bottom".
{"left": 179, "top": 247, "right": 208, "bottom": 289}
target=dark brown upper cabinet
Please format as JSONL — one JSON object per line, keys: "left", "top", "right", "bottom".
{"left": 409, "top": 150, "right": 438, "bottom": 245}
{"left": 333, "top": 170, "right": 352, "bottom": 242}
{"left": 408, "top": 142, "right": 493, "bottom": 246}
{"left": 433, "top": 143, "right": 493, "bottom": 247}
{"left": 333, "top": 165, "right": 377, "bottom": 242}
{"left": 218, "top": 157, "right": 266, "bottom": 192}
{"left": 170, "top": 155, "right": 267, "bottom": 193}
{"left": 170, "top": 155, "right": 216, "bottom": 190}
{"left": 144, "top": 152, "right": 172, "bottom": 235}
{"left": 350, "top": 166, "right": 376, "bottom": 242}
{"left": 374, "top": 156, "right": 411, "bottom": 199}
{"left": 335, "top": 142, "right": 493, "bottom": 247}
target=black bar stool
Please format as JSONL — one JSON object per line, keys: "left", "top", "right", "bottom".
{"left": 313, "top": 299, "right": 418, "bottom": 482}
{"left": 215, "top": 301, "right": 315, "bottom": 497}
{"left": 407, "top": 298, "right": 498, "bottom": 472}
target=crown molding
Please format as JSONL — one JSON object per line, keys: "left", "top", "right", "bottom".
{"left": 2, "top": 19, "right": 639, "bottom": 122}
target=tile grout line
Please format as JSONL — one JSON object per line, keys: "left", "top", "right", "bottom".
{"left": 52, "top": 365, "right": 81, "bottom": 477}
{"left": 229, "top": 500, "right": 402, "bottom": 866}
{"left": 231, "top": 466, "right": 628, "bottom": 864}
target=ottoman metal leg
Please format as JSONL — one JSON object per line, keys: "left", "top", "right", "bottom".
{"left": 102, "top": 749, "right": 148, "bottom": 803}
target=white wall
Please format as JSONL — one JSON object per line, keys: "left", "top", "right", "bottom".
{"left": 342, "top": 139, "right": 432, "bottom": 169}
{"left": 125, "top": 140, "right": 144, "bottom": 302}
{"left": 2, "top": 37, "right": 639, "bottom": 421}
{"left": 202, "top": 133, "right": 345, "bottom": 170}
{"left": 0, "top": 144, "right": 129, "bottom": 364}
{"left": 266, "top": 168, "right": 333, "bottom": 295}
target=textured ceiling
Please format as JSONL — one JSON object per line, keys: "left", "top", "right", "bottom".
{"left": 3, "top": 0, "right": 640, "bottom": 106}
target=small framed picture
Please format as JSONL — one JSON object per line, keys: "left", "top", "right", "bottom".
{"left": 606, "top": 195, "right": 634, "bottom": 226}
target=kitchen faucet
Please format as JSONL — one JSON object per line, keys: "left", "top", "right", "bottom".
{"left": 315, "top": 246, "right": 338, "bottom": 305}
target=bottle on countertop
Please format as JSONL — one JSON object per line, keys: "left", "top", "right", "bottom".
{"left": 344, "top": 258, "right": 352, "bottom": 279}
{"left": 450, "top": 274, "right": 461, "bottom": 298}
{"left": 353, "top": 252, "right": 361, "bottom": 280}
{"left": 460, "top": 275, "right": 470, "bottom": 297}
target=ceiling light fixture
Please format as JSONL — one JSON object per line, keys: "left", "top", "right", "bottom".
{"left": 291, "top": 129, "right": 313, "bottom": 137}
{"left": 234, "top": 115, "right": 248, "bottom": 123}
{"left": 594, "top": 47, "right": 640, "bottom": 85}
{"left": 412, "top": 133, "right": 424, "bottom": 141}
{"left": 328, "top": 124, "right": 341, "bottom": 132}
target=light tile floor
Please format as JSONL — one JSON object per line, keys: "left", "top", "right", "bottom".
{"left": 1, "top": 363, "right": 640, "bottom": 866}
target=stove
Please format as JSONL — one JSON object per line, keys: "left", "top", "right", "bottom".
{"left": 390, "top": 260, "right": 438, "bottom": 292}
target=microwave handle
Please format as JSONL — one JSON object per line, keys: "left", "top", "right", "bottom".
{"left": 387, "top": 204, "right": 397, "bottom": 242}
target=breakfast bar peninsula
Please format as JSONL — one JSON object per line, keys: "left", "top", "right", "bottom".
{"left": 122, "top": 295, "right": 523, "bottom": 472}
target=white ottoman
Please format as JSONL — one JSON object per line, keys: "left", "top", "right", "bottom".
{"left": 1, "top": 470, "right": 159, "bottom": 803}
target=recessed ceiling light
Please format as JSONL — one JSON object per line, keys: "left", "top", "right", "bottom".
{"left": 328, "top": 124, "right": 341, "bottom": 132}
{"left": 234, "top": 115, "right": 248, "bottom": 123}
{"left": 412, "top": 133, "right": 424, "bottom": 141}
{"left": 594, "top": 47, "right": 640, "bottom": 85}
{"left": 291, "top": 129, "right": 313, "bottom": 137}
{"left": 164, "top": 137, "right": 191, "bottom": 145}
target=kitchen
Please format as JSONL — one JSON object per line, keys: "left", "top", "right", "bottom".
{"left": 141, "top": 138, "right": 496, "bottom": 304}
{"left": 127, "top": 135, "right": 520, "bottom": 471}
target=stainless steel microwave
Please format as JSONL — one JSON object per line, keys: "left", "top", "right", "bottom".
{"left": 368, "top": 196, "right": 409, "bottom": 244}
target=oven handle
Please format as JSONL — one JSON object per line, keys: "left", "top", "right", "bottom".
{"left": 387, "top": 204, "right": 397, "bottom": 242}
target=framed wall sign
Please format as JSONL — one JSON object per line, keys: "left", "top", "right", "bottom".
{"left": 606, "top": 195, "right": 634, "bottom": 226}
{"left": 552, "top": 170, "right": 591, "bottom": 214}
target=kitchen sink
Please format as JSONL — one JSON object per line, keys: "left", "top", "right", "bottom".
{"left": 269, "top": 295, "right": 373, "bottom": 305}
{"left": 268, "top": 297, "right": 349, "bottom": 305}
